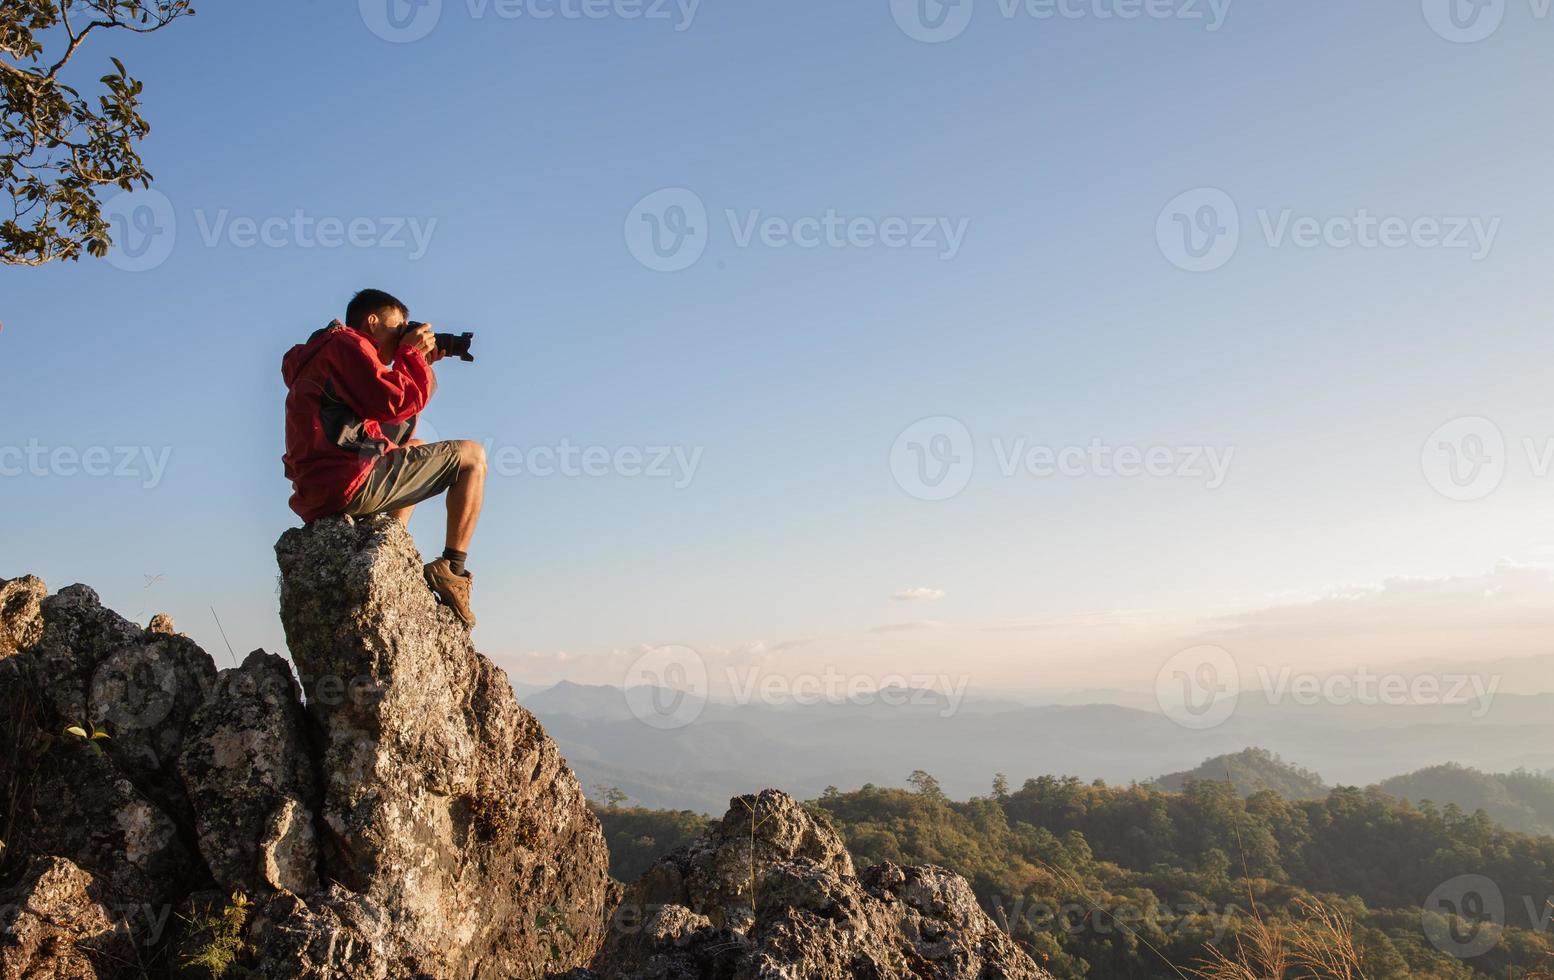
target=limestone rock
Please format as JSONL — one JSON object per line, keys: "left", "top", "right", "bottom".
{"left": 0, "top": 580, "right": 206, "bottom": 911}
{"left": 273, "top": 515, "right": 613, "bottom": 979}
{"left": 176, "top": 650, "right": 321, "bottom": 896}
{"left": 592, "top": 790, "right": 1052, "bottom": 980}
{"left": 0, "top": 855, "right": 137, "bottom": 980}
{"left": 0, "top": 534, "right": 1033, "bottom": 980}
{"left": 0, "top": 576, "right": 45, "bottom": 658}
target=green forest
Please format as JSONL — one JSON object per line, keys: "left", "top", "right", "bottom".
{"left": 594, "top": 765, "right": 1554, "bottom": 978}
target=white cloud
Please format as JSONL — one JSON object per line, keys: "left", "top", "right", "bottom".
{"left": 892, "top": 587, "right": 945, "bottom": 602}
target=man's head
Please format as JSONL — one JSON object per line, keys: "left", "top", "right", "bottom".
{"left": 345, "top": 289, "right": 409, "bottom": 348}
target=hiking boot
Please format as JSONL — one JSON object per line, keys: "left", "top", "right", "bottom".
{"left": 424, "top": 558, "right": 476, "bottom": 627}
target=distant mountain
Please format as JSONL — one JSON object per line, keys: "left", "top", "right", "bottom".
{"left": 1149, "top": 747, "right": 1327, "bottom": 799}
{"left": 1377, "top": 763, "right": 1554, "bottom": 836}
{"left": 513, "top": 676, "right": 1554, "bottom": 812}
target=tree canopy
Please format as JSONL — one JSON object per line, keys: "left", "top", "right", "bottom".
{"left": 1, "top": 0, "right": 192, "bottom": 266}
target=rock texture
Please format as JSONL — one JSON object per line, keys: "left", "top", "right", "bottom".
{"left": 271, "top": 515, "right": 614, "bottom": 978}
{"left": 0, "top": 526, "right": 614, "bottom": 980}
{"left": 590, "top": 789, "right": 1051, "bottom": 980}
{"left": 0, "top": 575, "right": 44, "bottom": 657}
{"left": 0, "top": 856, "right": 136, "bottom": 980}
{"left": 175, "top": 650, "right": 321, "bottom": 897}
{"left": 0, "top": 582, "right": 206, "bottom": 911}
{"left": 0, "top": 521, "right": 1038, "bottom": 979}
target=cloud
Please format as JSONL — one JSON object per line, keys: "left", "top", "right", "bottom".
{"left": 892, "top": 587, "right": 945, "bottom": 602}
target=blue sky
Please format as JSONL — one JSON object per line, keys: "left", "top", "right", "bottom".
{"left": 4, "top": 0, "right": 1554, "bottom": 695}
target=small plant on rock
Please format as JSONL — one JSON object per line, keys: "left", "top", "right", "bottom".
{"left": 62, "top": 721, "right": 111, "bottom": 753}
{"left": 177, "top": 891, "right": 253, "bottom": 978}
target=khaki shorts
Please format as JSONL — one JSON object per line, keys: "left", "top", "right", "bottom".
{"left": 343, "top": 440, "right": 462, "bottom": 516}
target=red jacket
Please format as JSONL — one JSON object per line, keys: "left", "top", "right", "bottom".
{"left": 282, "top": 322, "right": 432, "bottom": 521}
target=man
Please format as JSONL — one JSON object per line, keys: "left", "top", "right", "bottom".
{"left": 282, "top": 289, "right": 486, "bottom": 626}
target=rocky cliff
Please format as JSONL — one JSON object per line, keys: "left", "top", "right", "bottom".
{"left": 0, "top": 516, "right": 1049, "bottom": 979}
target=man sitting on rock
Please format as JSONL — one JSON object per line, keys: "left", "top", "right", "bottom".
{"left": 282, "top": 288, "right": 486, "bottom": 626}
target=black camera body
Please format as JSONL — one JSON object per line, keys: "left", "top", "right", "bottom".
{"left": 404, "top": 321, "right": 475, "bottom": 363}
{"left": 436, "top": 331, "right": 475, "bottom": 362}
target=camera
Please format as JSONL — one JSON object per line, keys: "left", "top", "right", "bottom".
{"left": 404, "top": 321, "right": 475, "bottom": 363}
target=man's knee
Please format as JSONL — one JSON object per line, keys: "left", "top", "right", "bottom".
{"left": 458, "top": 440, "right": 487, "bottom": 477}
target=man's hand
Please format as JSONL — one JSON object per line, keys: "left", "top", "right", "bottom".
{"left": 400, "top": 322, "right": 441, "bottom": 362}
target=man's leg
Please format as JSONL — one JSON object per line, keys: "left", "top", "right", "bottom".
{"left": 446, "top": 439, "right": 486, "bottom": 553}
{"left": 387, "top": 439, "right": 426, "bottom": 525}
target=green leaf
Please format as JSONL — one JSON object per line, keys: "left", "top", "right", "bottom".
{"left": 64, "top": 725, "right": 87, "bottom": 738}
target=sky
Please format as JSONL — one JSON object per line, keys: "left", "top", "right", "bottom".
{"left": 4, "top": 0, "right": 1554, "bottom": 704}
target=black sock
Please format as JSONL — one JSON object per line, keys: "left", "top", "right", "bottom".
{"left": 443, "top": 548, "right": 468, "bottom": 575}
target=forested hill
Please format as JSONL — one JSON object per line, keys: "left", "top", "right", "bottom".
{"left": 1149, "top": 747, "right": 1328, "bottom": 799}
{"left": 595, "top": 774, "right": 1554, "bottom": 979}
{"left": 1378, "top": 762, "right": 1554, "bottom": 837}
{"left": 1149, "top": 749, "right": 1554, "bottom": 839}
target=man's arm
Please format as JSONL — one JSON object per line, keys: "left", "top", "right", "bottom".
{"left": 330, "top": 335, "right": 433, "bottom": 424}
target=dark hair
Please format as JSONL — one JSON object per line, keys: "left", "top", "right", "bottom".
{"left": 345, "top": 289, "right": 408, "bottom": 330}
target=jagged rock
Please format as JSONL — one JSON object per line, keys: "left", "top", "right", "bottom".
{"left": 0, "top": 576, "right": 45, "bottom": 658}
{"left": 245, "top": 886, "right": 398, "bottom": 979}
{"left": 273, "top": 515, "right": 613, "bottom": 979}
{"left": 0, "top": 580, "right": 206, "bottom": 911}
{"left": 16, "top": 584, "right": 143, "bottom": 724}
{"left": 0, "top": 855, "right": 137, "bottom": 980}
{"left": 2, "top": 534, "right": 1032, "bottom": 980}
{"left": 177, "top": 650, "right": 321, "bottom": 896}
{"left": 90, "top": 632, "right": 218, "bottom": 827}
{"left": 592, "top": 790, "right": 1052, "bottom": 980}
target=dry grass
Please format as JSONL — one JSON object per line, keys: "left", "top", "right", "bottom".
{"left": 1190, "top": 898, "right": 1365, "bottom": 980}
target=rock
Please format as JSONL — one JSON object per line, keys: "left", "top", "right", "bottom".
{"left": 0, "top": 576, "right": 45, "bottom": 658}
{"left": 273, "top": 515, "right": 613, "bottom": 979}
{"left": 13, "top": 729, "right": 201, "bottom": 910}
{"left": 15, "top": 584, "right": 143, "bottom": 725}
{"left": 0, "top": 579, "right": 207, "bottom": 911}
{"left": 245, "top": 886, "right": 397, "bottom": 979}
{"left": 89, "top": 632, "right": 218, "bottom": 827}
{"left": 177, "top": 650, "right": 321, "bottom": 896}
{"left": 147, "top": 613, "right": 178, "bottom": 636}
{"left": 0, "top": 855, "right": 137, "bottom": 980}
{"left": 2, "top": 531, "right": 1031, "bottom": 980}
{"left": 592, "top": 790, "right": 1052, "bottom": 980}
